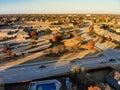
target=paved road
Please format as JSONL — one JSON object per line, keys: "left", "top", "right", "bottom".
{"left": 0, "top": 55, "right": 120, "bottom": 84}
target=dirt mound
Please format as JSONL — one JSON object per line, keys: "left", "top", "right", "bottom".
{"left": 62, "top": 38, "right": 81, "bottom": 47}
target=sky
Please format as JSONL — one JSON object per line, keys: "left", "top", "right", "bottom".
{"left": 0, "top": 0, "right": 120, "bottom": 14}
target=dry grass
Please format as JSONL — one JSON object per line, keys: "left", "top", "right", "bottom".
{"left": 21, "top": 21, "right": 51, "bottom": 26}
{"left": 0, "top": 51, "right": 45, "bottom": 71}
{"left": 44, "top": 45, "right": 65, "bottom": 55}
{"left": 62, "top": 38, "right": 81, "bottom": 47}
{"left": 71, "top": 65, "right": 82, "bottom": 73}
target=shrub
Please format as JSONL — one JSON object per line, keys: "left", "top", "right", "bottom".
{"left": 87, "top": 40, "right": 95, "bottom": 49}
{"left": 45, "top": 29, "right": 52, "bottom": 34}
{"left": 71, "top": 65, "right": 82, "bottom": 73}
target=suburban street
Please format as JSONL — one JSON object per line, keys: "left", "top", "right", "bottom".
{"left": 0, "top": 53, "right": 120, "bottom": 84}
{"left": 0, "top": 23, "right": 120, "bottom": 84}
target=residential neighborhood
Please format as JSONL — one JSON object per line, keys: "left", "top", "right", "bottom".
{"left": 0, "top": 0, "right": 120, "bottom": 90}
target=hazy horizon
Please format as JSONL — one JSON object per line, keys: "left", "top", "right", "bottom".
{"left": 0, "top": 0, "right": 120, "bottom": 14}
